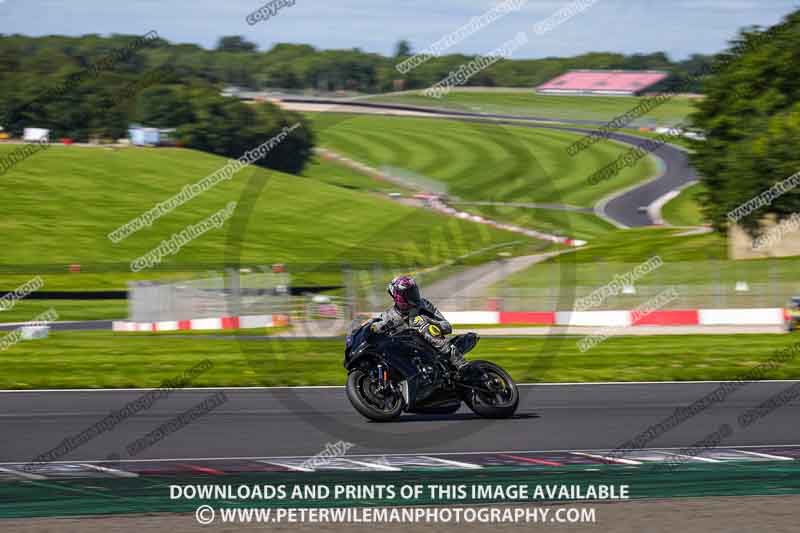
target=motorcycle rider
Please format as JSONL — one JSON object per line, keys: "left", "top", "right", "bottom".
{"left": 370, "top": 275, "right": 470, "bottom": 370}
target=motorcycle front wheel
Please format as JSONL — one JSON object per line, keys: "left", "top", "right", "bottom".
{"left": 462, "top": 361, "right": 519, "bottom": 419}
{"left": 346, "top": 369, "right": 403, "bottom": 422}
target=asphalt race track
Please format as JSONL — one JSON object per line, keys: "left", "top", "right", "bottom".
{"left": 2, "top": 382, "right": 798, "bottom": 464}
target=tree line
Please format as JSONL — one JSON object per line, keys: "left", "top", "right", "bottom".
{"left": 0, "top": 32, "right": 734, "bottom": 137}
{"left": 0, "top": 33, "right": 314, "bottom": 174}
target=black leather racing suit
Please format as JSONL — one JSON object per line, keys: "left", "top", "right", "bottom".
{"left": 372, "top": 298, "right": 466, "bottom": 367}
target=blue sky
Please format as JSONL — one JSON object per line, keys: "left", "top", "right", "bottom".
{"left": 0, "top": 0, "right": 796, "bottom": 60}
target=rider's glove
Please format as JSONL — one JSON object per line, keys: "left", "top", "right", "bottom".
{"left": 413, "top": 316, "right": 443, "bottom": 337}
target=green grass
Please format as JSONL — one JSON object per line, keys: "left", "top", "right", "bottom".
{"left": 302, "top": 155, "right": 408, "bottom": 194}
{"left": 0, "top": 299, "right": 127, "bottom": 322}
{"left": 452, "top": 203, "right": 616, "bottom": 241}
{"left": 662, "top": 183, "right": 708, "bottom": 227}
{"left": 0, "top": 144, "right": 536, "bottom": 290}
{"left": 2, "top": 330, "right": 800, "bottom": 388}
{"left": 368, "top": 90, "right": 698, "bottom": 126}
{"left": 613, "top": 127, "right": 697, "bottom": 150}
{"left": 501, "top": 227, "right": 800, "bottom": 308}
{"left": 308, "top": 112, "right": 656, "bottom": 208}
{"left": 551, "top": 227, "right": 726, "bottom": 263}
{"left": 505, "top": 227, "right": 724, "bottom": 289}
{"left": 127, "top": 327, "right": 290, "bottom": 336}
{"left": 366, "top": 90, "right": 700, "bottom": 152}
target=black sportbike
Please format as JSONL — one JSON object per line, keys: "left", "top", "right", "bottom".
{"left": 344, "top": 319, "right": 519, "bottom": 421}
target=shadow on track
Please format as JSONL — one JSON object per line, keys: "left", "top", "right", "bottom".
{"left": 368, "top": 412, "right": 540, "bottom": 423}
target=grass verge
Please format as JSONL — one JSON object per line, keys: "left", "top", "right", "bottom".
{"left": 662, "top": 182, "right": 708, "bottom": 227}
{"left": 367, "top": 90, "right": 697, "bottom": 126}
{"left": 0, "top": 300, "right": 127, "bottom": 323}
{"left": 453, "top": 203, "right": 616, "bottom": 241}
{"left": 2, "top": 330, "right": 800, "bottom": 389}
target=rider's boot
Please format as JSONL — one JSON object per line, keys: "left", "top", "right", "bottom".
{"left": 448, "top": 345, "right": 469, "bottom": 372}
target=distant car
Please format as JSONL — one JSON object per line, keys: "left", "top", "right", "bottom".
{"left": 637, "top": 206, "right": 648, "bottom": 213}
{"left": 683, "top": 130, "right": 707, "bottom": 141}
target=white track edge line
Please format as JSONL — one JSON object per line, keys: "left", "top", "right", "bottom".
{"left": 3, "top": 444, "right": 800, "bottom": 466}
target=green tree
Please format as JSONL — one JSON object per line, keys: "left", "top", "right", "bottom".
{"left": 135, "top": 86, "right": 195, "bottom": 128}
{"left": 394, "top": 40, "right": 412, "bottom": 58}
{"left": 216, "top": 36, "right": 258, "bottom": 53}
{"left": 176, "top": 91, "right": 313, "bottom": 174}
{"left": 689, "top": 10, "right": 800, "bottom": 236}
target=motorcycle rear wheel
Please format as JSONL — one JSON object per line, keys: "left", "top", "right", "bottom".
{"left": 346, "top": 369, "right": 403, "bottom": 422}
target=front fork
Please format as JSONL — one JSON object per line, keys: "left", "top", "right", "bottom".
{"left": 375, "top": 363, "right": 388, "bottom": 390}
{"left": 376, "top": 363, "right": 415, "bottom": 409}
{"left": 375, "top": 363, "right": 406, "bottom": 402}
